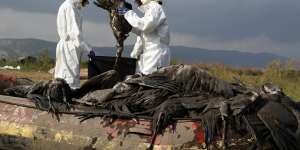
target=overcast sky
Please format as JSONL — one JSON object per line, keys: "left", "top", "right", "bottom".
{"left": 0, "top": 0, "right": 300, "bottom": 59}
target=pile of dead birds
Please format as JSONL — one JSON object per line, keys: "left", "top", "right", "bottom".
{"left": 4, "top": 65, "right": 300, "bottom": 150}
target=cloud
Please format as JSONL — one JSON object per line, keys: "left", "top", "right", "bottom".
{"left": 1, "top": 0, "right": 300, "bottom": 58}
{"left": 3, "top": 0, "right": 300, "bottom": 43}
{"left": 0, "top": 9, "right": 58, "bottom": 41}
{"left": 0, "top": 0, "right": 121, "bottom": 24}
{"left": 0, "top": 8, "right": 124, "bottom": 47}
{"left": 165, "top": 0, "right": 300, "bottom": 43}
{"left": 171, "top": 33, "right": 300, "bottom": 55}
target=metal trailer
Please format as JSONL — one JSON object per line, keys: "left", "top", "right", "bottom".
{"left": 0, "top": 95, "right": 252, "bottom": 150}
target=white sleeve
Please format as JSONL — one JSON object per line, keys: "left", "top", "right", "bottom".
{"left": 130, "top": 36, "right": 143, "bottom": 58}
{"left": 124, "top": 6, "right": 164, "bottom": 33}
{"left": 57, "top": 8, "right": 68, "bottom": 40}
{"left": 68, "top": 7, "right": 91, "bottom": 52}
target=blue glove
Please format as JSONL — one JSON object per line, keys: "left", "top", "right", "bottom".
{"left": 116, "top": 7, "right": 129, "bottom": 15}
{"left": 88, "top": 50, "right": 96, "bottom": 60}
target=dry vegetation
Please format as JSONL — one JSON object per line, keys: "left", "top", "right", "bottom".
{"left": 195, "top": 60, "right": 300, "bottom": 100}
{"left": 0, "top": 70, "right": 52, "bottom": 82}
{"left": 1, "top": 59, "right": 299, "bottom": 100}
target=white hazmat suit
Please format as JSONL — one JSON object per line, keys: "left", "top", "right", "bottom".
{"left": 55, "top": 0, "right": 91, "bottom": 89}
{"left": 124, "top": 0, "right": 170, "bottom": 75}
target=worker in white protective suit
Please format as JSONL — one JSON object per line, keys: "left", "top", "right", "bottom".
{"left": 55, "top": 0, "right": 95, "bottom": 89}
{"left": 116, "top": 0, "right": 170, "bottom": 75}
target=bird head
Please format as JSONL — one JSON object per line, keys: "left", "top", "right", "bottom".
{"left": 262, "top": 83, "right": 283, "bottom": 95}
{"left": 68, "top": 0, "right": 90, "bottom": 9}
{"left": 93, "top": 0, "right": 114, "bottom": 11}
{"left": 81, "top": 0, "right": 90, "bottom": 7}
{"left": 46, "top": 78, "right": 72, "bottom": 102}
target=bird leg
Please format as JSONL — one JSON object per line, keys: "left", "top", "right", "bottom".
{"left": 47, "top": 96, "right": 54, "bottom": 112}
{"left": 220, "top": 102, "right": 230, "bottom": 150}
{"left": 47, "top": 96, "right": 61, "bottom": 121}
{"left": 113, "top": 40, "right": 124, "bottom": 70}
{"left": 147, "top": 112, "right": 165, "bottom": 150}
{"left": 222, "top": 116, "right": 229, "bottom": 150}
{"left": 62, "top": 87, "right": 71, "bottom": 110}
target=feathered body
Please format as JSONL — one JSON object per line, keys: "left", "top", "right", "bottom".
{"left": 5, "top": 78, "right": 73, "bottom": 120}
{"left": 94, "top": 0, "right": 132, "bottom": 68}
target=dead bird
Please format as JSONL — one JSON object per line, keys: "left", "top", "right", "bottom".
{"left": 26, "top": 78, "right": 74, "bottom": 120}
{"left": 124, "top": 65, "right": 235, "bottom": 98}
{"left": 214, "top": 83, "right": 300, "bottom": 150}
{"left": 93, "top": 0, "right": 132, "bottom": 69}
{"left": 141, "top": 99, "right": 188, "bottom": 150}
{"left": 73, "top": 70, "right": 120, "bottom": 98}
{"left": 4, "top": 78, "right": 73, "bottom": 120}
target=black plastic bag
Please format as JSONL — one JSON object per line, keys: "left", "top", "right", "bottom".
{"left": 88, "top": 56, "right": 136, "bottom": 80}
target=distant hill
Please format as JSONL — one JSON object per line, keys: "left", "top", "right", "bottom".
{"left": 0, "top": 38, "right": 288, "bottom": 68}
{"left": 0, "top": 38, "right": 55, "bottom": 58}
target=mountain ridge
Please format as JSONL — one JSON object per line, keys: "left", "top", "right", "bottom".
{"left": 0, "top": 38, "right": 287, "bottom": 68}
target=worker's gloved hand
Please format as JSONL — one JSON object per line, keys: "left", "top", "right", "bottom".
{"left": 136, "top": 53, "right": 141, "bottom": 60}
{"left": 88, "top": 50, "right": 96, "bottom": 60}
{"left": 116, "top": 7, "right": 130, "bottom": 15}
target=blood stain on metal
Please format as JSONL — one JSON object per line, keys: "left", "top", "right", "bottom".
{"left": 154, "top": 136, "right": 161, "bottom": 145}
{"left": 192, "top": 123, "right": 205, "bottom": 144}
{"left": 104, "top": 119, "right": 139, "bottom": 140}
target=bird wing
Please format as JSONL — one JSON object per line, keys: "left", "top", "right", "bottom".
{"left": 125, "top": 75, "right": 180, "bottom": 93}
{"left": 200, "top": 109, "right": 221, "bottom": 144}
{"left": 15, "top": 78, "right": 34, "bottom": 86}
{"left": 74, "top": 70, "right": 120, "bottom": 98}
{"left": 257, "top": 101, "right": 299, "bottom": 150}
{"left": 176, "top": 66, "right": 234, "bottom": 98}
{"left": 4, "top": 85, "right": 32, "bottom": 98}
{"left": 93, "top": 0, "right": 113, "bottom": 11}
{"left": 124, "top": 89, "right": 171, "bottom": 112}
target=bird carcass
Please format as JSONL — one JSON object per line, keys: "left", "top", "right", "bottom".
{"left": 4, "top": 78, "right": 73, "bottom": 121}
{"left": 94, "top": 0, "right": 132, "bottom": 69}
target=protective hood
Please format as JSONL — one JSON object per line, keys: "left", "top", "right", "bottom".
{"left": 66, "top": 0, "right": 83, "bottom": 9}
{"left": 138, "top": 0, "right": 159, "bottom": 12}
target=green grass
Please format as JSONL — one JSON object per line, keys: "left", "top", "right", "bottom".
{"left": 0, "top": 49, "right": 88, "bottom": 72}
{"left": 0, "top": 49, "right": 54, "bottom": 72}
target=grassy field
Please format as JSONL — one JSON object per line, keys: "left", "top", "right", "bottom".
{"left": 1, "top": 60, "right": 299, "bottom": 100}
{"left": 197, "top": 60, "right": 300, "bottom": 100}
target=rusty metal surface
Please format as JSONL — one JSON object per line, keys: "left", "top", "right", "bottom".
{"left": 0, "top": 95, "right": 210, "bottom": 150}
{"left": 0, "top": 95, "right": 253, "bottom": 150}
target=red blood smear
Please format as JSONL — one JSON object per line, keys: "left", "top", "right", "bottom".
{"left": 192, "top": 123, "right": 205, "bottom": 144}
{"left": 0, "top": 74, "right": 16, "bottom": 82}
